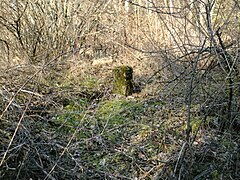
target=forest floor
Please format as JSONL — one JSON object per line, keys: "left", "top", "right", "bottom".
{"left": 0, "top": 55, "right": 239, "bottom": 179}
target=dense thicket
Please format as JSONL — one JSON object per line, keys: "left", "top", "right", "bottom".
{"left": 0, "top": 0, "right": 239, "bottom": 179}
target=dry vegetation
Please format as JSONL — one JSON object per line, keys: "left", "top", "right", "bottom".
{"left": 0, "top": 0, "right": 239, "bottom": 179}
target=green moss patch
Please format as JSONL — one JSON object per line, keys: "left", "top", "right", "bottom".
{"left": 96, "top": 99, "right": 145, "bottom": 125}
{"left": 52, "top": 98, "right": 89, "bottom": 134}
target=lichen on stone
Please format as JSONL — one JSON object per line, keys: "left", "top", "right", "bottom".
{"left": 112, "top": 66, "right": 133, "bottom": 96}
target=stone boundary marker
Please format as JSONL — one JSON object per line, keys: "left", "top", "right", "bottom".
{"left": 113, "top": 66, "right": 133, "bottom": 96}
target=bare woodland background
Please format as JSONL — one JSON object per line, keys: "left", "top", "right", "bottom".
{"left": 0, "top": 0, "right": 239, "bottom": 179}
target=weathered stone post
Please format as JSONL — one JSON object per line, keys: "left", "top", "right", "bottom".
{"left": 113, "top": 66, "right": 133, "bottom": 96}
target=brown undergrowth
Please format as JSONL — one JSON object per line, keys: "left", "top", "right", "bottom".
{"left": 0, "top": 0, "right": 239, "bottom": 179}
{"left": 0, "top": 55, "right": 239, "bottom": 179}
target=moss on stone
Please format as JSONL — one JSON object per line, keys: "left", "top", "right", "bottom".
{"left": 112, "top": 66, "right": 133, "bottom": 96}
